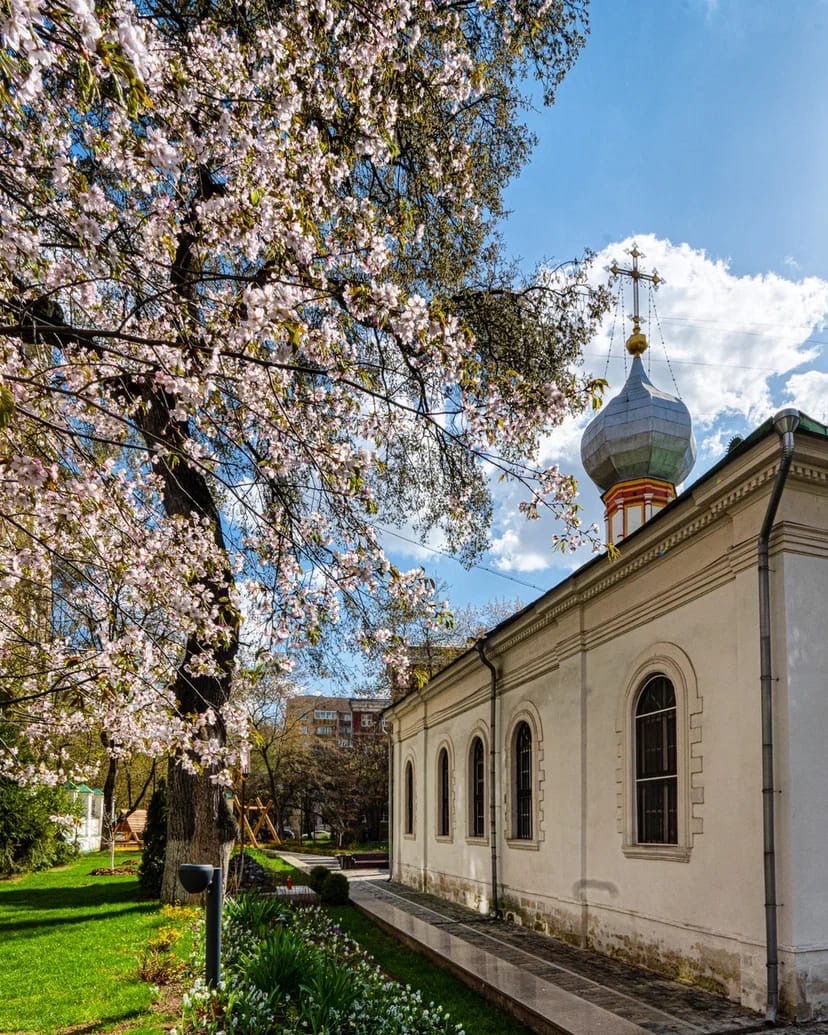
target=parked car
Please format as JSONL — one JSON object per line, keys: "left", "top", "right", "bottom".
{"left": 281, "top": 827, "right": 295, "bottom": 840}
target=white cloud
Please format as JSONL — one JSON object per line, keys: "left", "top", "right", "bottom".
{"left": 783, "top": 371, "right": 828, "bottom": 423}
{"left": 488, "top": 234, "right": 828, "bottom": 573}
{"left": 486, "top": 527, "right": 551, "bottom": 574}
{"left": 377, "top": 515, "right": 449, "bottom": 564}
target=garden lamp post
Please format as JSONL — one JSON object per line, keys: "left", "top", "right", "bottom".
{"left": 178, "top": 863, "right": 223, "bottom": 987}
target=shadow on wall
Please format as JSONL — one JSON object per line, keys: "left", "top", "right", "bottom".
{"left": 572, "top": 879, "right": 619, "bottom": 899}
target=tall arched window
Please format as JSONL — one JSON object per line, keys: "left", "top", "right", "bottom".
{"left": 404, "top": 760, "right": 414, "bottom": 835}
{"left": 515, "top": 721, "right": 533, "bottom": 840}
{"left": 635, "top": 675, "right": 677, "bottom": 844}
{"left": 470, "top": 737, "right": 485, "bottom": 838}
{"left": 437, "top": 748, "right": 450, "bottom": 836}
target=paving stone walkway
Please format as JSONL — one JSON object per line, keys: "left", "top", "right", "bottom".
{"left": 350, "top": 879, "right": 828, "bottom": 1035}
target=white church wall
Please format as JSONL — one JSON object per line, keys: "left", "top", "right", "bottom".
{"left": 777, "top": 541, "right": 828, "bottom": 1019}
{"left": 425, "top": 695, "right": 499, "bottom": 913}
{"left": 582, "top": 568, "right": 767, "bottom": 1009}
{"left": 388, "top": 433, "right": 828, "bottom": 1018}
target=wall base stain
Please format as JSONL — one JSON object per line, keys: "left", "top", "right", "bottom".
{"left": 397, "top": 869, "right": 796, "bottom": 1015}
{"left": 587, "top": 919, "right": 738, "bottom": 1002}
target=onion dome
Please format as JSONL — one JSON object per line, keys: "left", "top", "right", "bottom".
{"left": 581, "top": 345, "right": 696, "bottom": 495}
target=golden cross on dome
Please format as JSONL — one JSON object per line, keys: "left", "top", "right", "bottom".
{"left": 609, "top": 244, "right": 662, "bottom": 356}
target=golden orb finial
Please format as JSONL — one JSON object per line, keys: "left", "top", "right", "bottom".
{"left": 625, "top": 317, "right": 648, "bottom": 357}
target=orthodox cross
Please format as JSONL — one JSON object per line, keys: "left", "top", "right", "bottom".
{"left": 609, "top": 244, "right": 662, "bottom": 337}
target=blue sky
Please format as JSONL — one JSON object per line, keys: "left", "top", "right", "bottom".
{"left": 506, "top": 1, "right": 828, "bottom": 281}
{"left": 375, "top": 0, "right": 828, "bottom": 619}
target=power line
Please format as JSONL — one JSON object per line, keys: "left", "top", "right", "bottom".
{"left": 584, "top": 351, "right": 824, "bottom": 373}
{"left": 660, "top": 314, "right": 826, "bottom": 333}
{"left": 375, "top": 524, "right": 546, "bottom": 592}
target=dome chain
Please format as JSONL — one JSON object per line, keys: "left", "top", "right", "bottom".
{"left": 652, "top": 296, "right": 682, "bottom": 398}
{"left": 646, "top": 286, "right": 653, "bottom": 376}
{"left": 604, "top": 288, "right": 622, "bottom": 382}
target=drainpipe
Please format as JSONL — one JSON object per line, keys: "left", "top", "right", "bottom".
{"left": 758, "top": 408, "right": 799, "bottom": 1025}
{"left": 387, "top": 725, "right": 394, "bottom": 882}
{"left": 476, "top": 640, "right": 500, "bottom": 917}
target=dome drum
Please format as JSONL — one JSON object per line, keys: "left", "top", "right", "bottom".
{"left": 602, "top": 477, "right": 676, "bottom": 544}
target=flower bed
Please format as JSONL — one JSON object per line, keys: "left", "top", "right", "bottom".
{"left": 181, "top": 893, "right": 463, "bottom": 1034}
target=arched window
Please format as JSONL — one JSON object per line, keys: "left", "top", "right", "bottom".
{"left": 437, "top": 748, "right": 450, "bottom": 837}
{"left": 635, "top": 675, "right": 677, "bottom": 844}
{"left": 515, "top": 721, "right": 533, "bottom": 840}
{"left": 404, "top": 760, "right": 414, "bottom": 835}
{"left": 470, "top": 737, "right": 485, "bottom": 838}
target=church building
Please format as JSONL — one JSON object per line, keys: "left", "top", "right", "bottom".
{"left": 385, "top": 252, "right": 828, "bottom": 1022}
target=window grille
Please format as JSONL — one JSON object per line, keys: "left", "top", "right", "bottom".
{"left": 515, "top": 722, "right": 532, "bottom": 840}
{"left": 438, "top": 748, "right": 450, "bottom": 836}
{"left": 471, "top": 737, "right": 485, "bottom": 838}
{"left": 635, "top": 675, "right": 677, "bottom": 844}
{"left": 404, "top": 761, "right": 414, "bottom": 835}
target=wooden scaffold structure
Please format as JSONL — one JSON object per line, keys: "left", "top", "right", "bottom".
{"left": 233, "top": 795, "right": 281, "bottom": 848}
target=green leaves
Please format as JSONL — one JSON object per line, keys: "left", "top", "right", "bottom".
{"left": 0, "top": 384, "right": 14, "bottom": 429}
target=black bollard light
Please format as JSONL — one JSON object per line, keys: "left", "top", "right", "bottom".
{"left": 179, "top": 863, "right": 223, "bottom": 987}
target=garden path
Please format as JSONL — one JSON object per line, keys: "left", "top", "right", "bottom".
{"left": 347, "top": 879, "right": 828, "bottom": 1035}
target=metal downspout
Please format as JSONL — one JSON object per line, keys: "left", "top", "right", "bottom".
{"left": 758, "top": 408, "right": 799, "bottom": 1025}
{"left": 476, "top": 640, "right": 500, "bottom": 917}
{"left": 387, "top": 727, "right": 394, "bottom": 882}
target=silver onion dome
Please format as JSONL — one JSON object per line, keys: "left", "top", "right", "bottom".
{"left": 581, "top": 355, "right": 696, "bottom": 493}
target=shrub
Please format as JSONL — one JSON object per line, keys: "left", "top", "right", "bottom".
{"left": 138, "top": 933, "right": 186, "bottom": 985}
{"left": 308, "top": 865, "right": 330, "bottom": 895}
{"left": 138, "top": 781, "right": 168, "bottom": 898}
{"left": 245, "top": 925, "right": 316, "bottom": 1006}
{"left": 0, "top": 779, "right": 78, "bottom": 876}
{"left": 320, "top": 870, "right": 349, "bottom": 905}
{"left": 226, "top": 891, "right": 288, "bottom": 935}
{"left": 298, "top": 956, "right": 360, "bottom": 1031}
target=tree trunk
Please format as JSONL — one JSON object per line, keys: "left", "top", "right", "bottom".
{"left": 131, "top": 386, "right": 240, "bottom": 903}
{"left": 99, "top": 736, "right": 117, "bottom": 852}
{"left": 161, "top": 757, "right": 237, "bottom": 903}
{"left": 143, "top": 165, "right": 239, "bottom": 903}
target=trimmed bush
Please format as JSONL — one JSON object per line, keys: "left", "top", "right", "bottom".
{"left": 138, "top": 781, "right": 168, "bottom": 898}
{"left": 320, "top": 870, "right": 349, "bottom": 905}
{"left": 308, "top": 864, "right": 330, "bottom": 895}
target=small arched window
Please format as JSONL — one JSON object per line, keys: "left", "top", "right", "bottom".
{"left": 635, "top": 675, "right": 677, "bottom": 844}
{"left": 437, "top": 748, "right": 450, "bottom": 837}
{"left": 470, "top": 737, "right": 485, "bottom": 838}
{"left": 404, "top": 760, "right": 414, "bottom": 835}
{"left": 515, "top": 721, "right": 533, "bottom": 840}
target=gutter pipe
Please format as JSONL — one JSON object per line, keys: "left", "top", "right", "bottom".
{"left": 387, "top": 726, "right": 394, "bottom": 882}
{"left": 476, "top": 640, "right": 500, "bottom": 917}
{"left": 758, "top": 408, "right": 799, "bottom": 1025}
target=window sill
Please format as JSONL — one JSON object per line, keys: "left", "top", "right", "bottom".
{"left": 435, "top": 834, "right": 453, "bottom": 844}
{"left": 465, "top": 835, "right": 489, "bottom": 847}
{"left": 505, "top": 838, "right": 540, "bottom": 851}
{"left": 622, "top": 842, "right": 691, "bottom": 862}
{"left": 403, "top": 832, "right": 416, "bottom": 841}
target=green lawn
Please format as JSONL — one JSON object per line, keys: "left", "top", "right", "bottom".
{"left": 0, "top": 850, "right": 529, "bottom": 1035}
{"left": 0, "top": 852, "right": 182, "bottom": 1035}
{"left": 247, "top": 847, "right": 308, "bottom": 881}
{"left": 329, "top": 905, "right": 532, "bottom": 1035}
